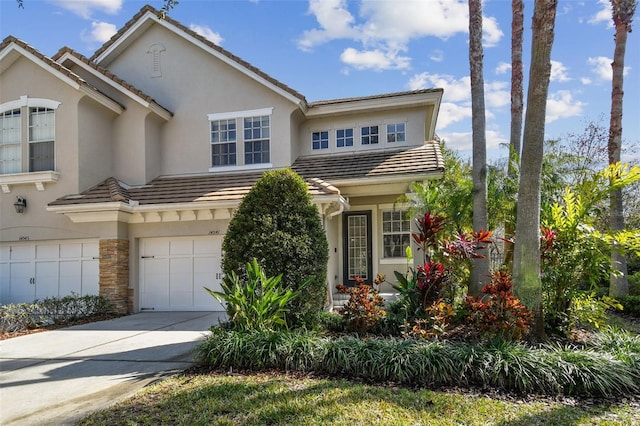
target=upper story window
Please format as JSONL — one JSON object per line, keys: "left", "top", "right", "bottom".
{"left": 0, "top": 109, "right": 22, "bottom": 174}
{"left": 28, "top": 107, "right": 55, "bottom": 172}
{"left": 387, "top": 123, "right": 405, "bottom": 143}
{"left": 210, "top": 118, "right": 237, "bottom": 166}
{"left": 361, "top": 125, "right": 379, "bottom": 145}
{"left": 0, "top": 97, "right": 59, "bottom": 175}
{"left": 312, "top": 131, "right": 329, "bottom": 150}
{"left": 382, "top": 210, "right": 411, "bottom": 258}
{"left": 336, "top": 128, "right": 354, "bottom": 148}
{"left": 244, "top": 115, "right": 270, "bottom": 164}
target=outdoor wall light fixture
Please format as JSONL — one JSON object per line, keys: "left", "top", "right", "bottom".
{"left": 14, "top": 196, "right": 27, "bottom": 213}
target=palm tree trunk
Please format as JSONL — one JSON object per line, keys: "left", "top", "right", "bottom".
{"left": 513, "top": 0, "right": 558, "bottom": 341}
{"left": 504, "top": 0, "right": 525, "bottom": 271}
{"left": 468, "top": 0, "right": 490, "bottom": 296}
{"left": 608, "top": 0, "right": 635, "bottom": 297}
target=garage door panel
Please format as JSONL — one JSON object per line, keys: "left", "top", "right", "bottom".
{"left": 83, "top": 243, "right": 99, "bottom": 258}
{"left": 60, "top": 243, "right": 82, "bottom": 258}
{"left": 9, "top": 262, "right": 35, "bottom": 303}
{"left": 10, "top": 245, "right": 35, "bottom": 260}
{"left": 170, "top": 240, "right": 194, "bottom": 255}
{"left": 35, "top": 261, "right": 59, "bottom": 300}
{"left": 59, "top": 260, "right": 82, "bottom": 295}
{"left": 36, "top": 244, "right": 59, "bottom": 259}
{"left": 140, "top": 237, "right": 223, "bottom": 311}
{"left": 143, "top": 240, "right": 170, "bottom": 257}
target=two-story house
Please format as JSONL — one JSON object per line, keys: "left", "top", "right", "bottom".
{"left": 0, "top": 5, "right": 444, "bottom": 314}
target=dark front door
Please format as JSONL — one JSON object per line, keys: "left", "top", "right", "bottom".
{"left": 343, "top": 211, "right": 372, "bottom": 286}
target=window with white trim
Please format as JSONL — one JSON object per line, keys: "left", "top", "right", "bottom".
{"left": 312, "top": 131, "right": 329, "bottom": 150}
{"left": 336, "top": 128, "right": 353, "bottom": 147}
{"left": 382, "top": 210, "right": 411, "bottom": 258}
{"left": 210, "top": 118, "right": 237, "bottom": 166}
{"left": 0, "top": 97, "right": 59, "bottom": 175}
{"left": 361, "top": 125, "right": 379, "bottom": 145}
{"left": 244, "top": 115, "right": 270, "bottom": 164}
{"left": 0, "top": 109, "right": 22, "bottom": 174}
{"left": 387, "top": 123, "right": 405, "bottom": 143}
{"left": 28, "top": 107, "right": 55, "bottom": 172}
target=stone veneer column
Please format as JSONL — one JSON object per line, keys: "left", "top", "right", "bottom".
{"left": 99, "top": 239, "right": 130, "bottom": 314}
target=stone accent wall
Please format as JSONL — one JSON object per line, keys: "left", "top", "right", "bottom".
{"left": 99, "top": 239, "right": 130, "bottom": 314}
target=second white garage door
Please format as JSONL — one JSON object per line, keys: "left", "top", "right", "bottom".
{"left": 139, "top": 236, "right": 224, "bottom": 311}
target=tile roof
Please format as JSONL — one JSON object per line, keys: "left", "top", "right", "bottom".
{"left": 292, "top": 141, "right": 444, "bottom": 182}
{"left": 52, "top": 47, "right": 173, "bottom": 116}
{"left": 49, "top": 142, "right": 443, "bottom": 208}
{"left": 49, "top": 171, "right": 340, "bottom": 206}
{"left": 0, "top": 36, "right": 123, "bottom": 109}
{"left": 307, "top": 88, "right": 443, "bottom": 107}
{"left": 90, "top": 5, "right": 307, "bottom": 104}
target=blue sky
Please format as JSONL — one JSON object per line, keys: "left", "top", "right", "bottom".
{"left": 1, "top": 0, "right": 638, "bottom": 162}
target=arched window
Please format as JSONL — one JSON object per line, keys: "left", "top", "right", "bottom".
{"left": 0, "top": 97, "right": 59, "bottom": 174}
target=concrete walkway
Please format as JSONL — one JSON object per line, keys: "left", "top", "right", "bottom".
{"left": 0, "top": 311, "right": 225, "bottom": 425}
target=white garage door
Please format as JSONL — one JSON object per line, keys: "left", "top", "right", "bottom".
{"left": 0, "top": 240, "right": 99, "bottom": 305}
{"left": 139, "top": 236, "right": 224, "bottom": 311}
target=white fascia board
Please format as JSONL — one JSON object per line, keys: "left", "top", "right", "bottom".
{"left": 95, "top": 11, "right": 304, "bottom": 108}
{"left": 305, "top": 91, "right": 442, "bottom": 118}
{"left": 56, "top": 52, "right": 171, "bottom": 120}
{"left": 330, "top": 172, "right": 443, "bottom": 187}
{"left": 78, "top": 85, "right": 123, "bottom": 115}
{"left": 207, "top": 107, "right": 273, "bottom": 121}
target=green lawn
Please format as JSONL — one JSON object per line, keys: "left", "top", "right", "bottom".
{"left": 78, "top": 371, "right": 639, "bottom": 426}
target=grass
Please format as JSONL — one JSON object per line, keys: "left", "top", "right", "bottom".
{"left": 78, "top": 371, "right": 639, "bottom": 425}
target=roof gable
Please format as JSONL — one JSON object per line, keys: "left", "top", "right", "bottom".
{"left": 90, "top": 5, "right": 306, "bottom": 108}
{"left": 0, "top": 36, "right": 123, "bottom": 114}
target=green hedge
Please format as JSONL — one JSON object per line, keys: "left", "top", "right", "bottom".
{"left": 618, "top": 295, "right": 640, "bottom": 317}
{"left": 0, "top": 294, "right": 114, "bottom": 333}
{"left": 196, "top": 328, "right": 640, "bottom": 397}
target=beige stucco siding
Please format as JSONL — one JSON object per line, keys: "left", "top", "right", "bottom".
{"left": 298, "top": 107, "right": 431, "bottom": 157}
{"left": 77, "top": 97, "right": 115, "bottom": 191}
{"left": 101, "top": 24, "right": 299, "bottom": 175}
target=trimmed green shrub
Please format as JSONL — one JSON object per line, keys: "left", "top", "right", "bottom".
{"left": 1, "top": 294, "right": 113, "bottom": 333}
{"left": 617, "top": 295, "right": 640, "bottom": 317}
{"left": 222, "top": 169, "right": 328, "bottom": 327}
{"left": 196, "top": 328, "right": 640, "bottom": 397}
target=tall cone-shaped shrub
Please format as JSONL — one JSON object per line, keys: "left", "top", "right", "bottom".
{"left": 222, "top": 168, "right": 328, "bottom": 327}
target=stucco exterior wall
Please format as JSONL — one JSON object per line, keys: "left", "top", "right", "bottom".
{"left": 100, "top": 25, "right": 299, "bottom": 175}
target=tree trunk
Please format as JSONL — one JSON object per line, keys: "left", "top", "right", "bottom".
{"left": 608, "top": 0, "right": 635, "bottom": 297}
{"left": 513, "top": 0, "right": 558, "bottom": 341}
{"left": 504, "top": 0, "right": 525, "bottom": 271}
{"left": 468, "top": 0, "right": 490, "bottom": 296}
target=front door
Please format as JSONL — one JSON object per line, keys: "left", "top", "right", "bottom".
{"left": 343, "top": 211, "right": 372, "bottom": 286}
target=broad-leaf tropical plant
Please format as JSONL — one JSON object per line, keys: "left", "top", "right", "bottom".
{"left": 205, "top": 258, "right": 311, "bottom": 331}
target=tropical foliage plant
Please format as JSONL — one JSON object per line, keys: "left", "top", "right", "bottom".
{"left": 206, "top": 258, "right": 310, "bottom": 331}
{"left": 335, "top": 276, "right": 386, "bottom": 334}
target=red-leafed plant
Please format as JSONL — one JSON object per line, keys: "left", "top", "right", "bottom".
{"left": 336, "top": 276, "right": 386, "bottom": 333}
{"left": 465, "top": 270, "right": 533, "bottom": 340}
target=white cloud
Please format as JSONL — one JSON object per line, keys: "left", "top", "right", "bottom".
{"left": 297, "top": 0, "right": 359, "bottom": 51}
{"left": 495, "top": 62, "right": 511, "bottom": 75}
{"left": 436, "top": 103, "right": 472, "bottom": 129}
{"left": 87, "top": 21, "right": 116, "bottom": 43}
{"left": 190, "top": 24, "right": 223, "bottom": 45}
{"left": 484, "top": 81, "right": 510, "bottom": 108}
{"left": 408, "top": 72, "right": 470, "bottom": 102}
{"left": 587, "top": 0, "right": 612, "bottom": 27}
{"left": 438, "top": 129, "right": 507, "bottom": 152}
{"left": 550, "top": 60, "right": 571, "bottom": 82}
{"left": 546, "top": 90, "right": 586, "bottom": 123}
{"left": 580, "top": 77, "right": 593, "bottom": 85}
{"left": 298, "top": 0, "right": 503, "bottom": 71}
{"left": 52, "top": 0, "right": 122, "bottom": 19}
{"left": 587, "top": 56, "right": 631, "bottom": 81}
{"left": 340, "top": 46, "right": 410, "bottom": 71}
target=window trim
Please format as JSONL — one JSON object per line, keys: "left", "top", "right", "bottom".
{"left": 381, "top": 208, "right": 411, "bottom": 259}
{"left": 361, "top": 125, "right": 379, "bottom": 145}
{"left": 336, "top": 128, "right": 354, "bottom": 148}
{"left": 386, "top": 122, "right": 406, "bottom": 143}
{"left": 210, "top": 118, "right": 237, "bottom": 167}
{"left": 311, "top": 130, "right": 329, "bottom": 150}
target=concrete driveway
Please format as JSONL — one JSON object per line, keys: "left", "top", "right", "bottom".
{"left": 0, "top": 311, "right": 225, "bottom": 425}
